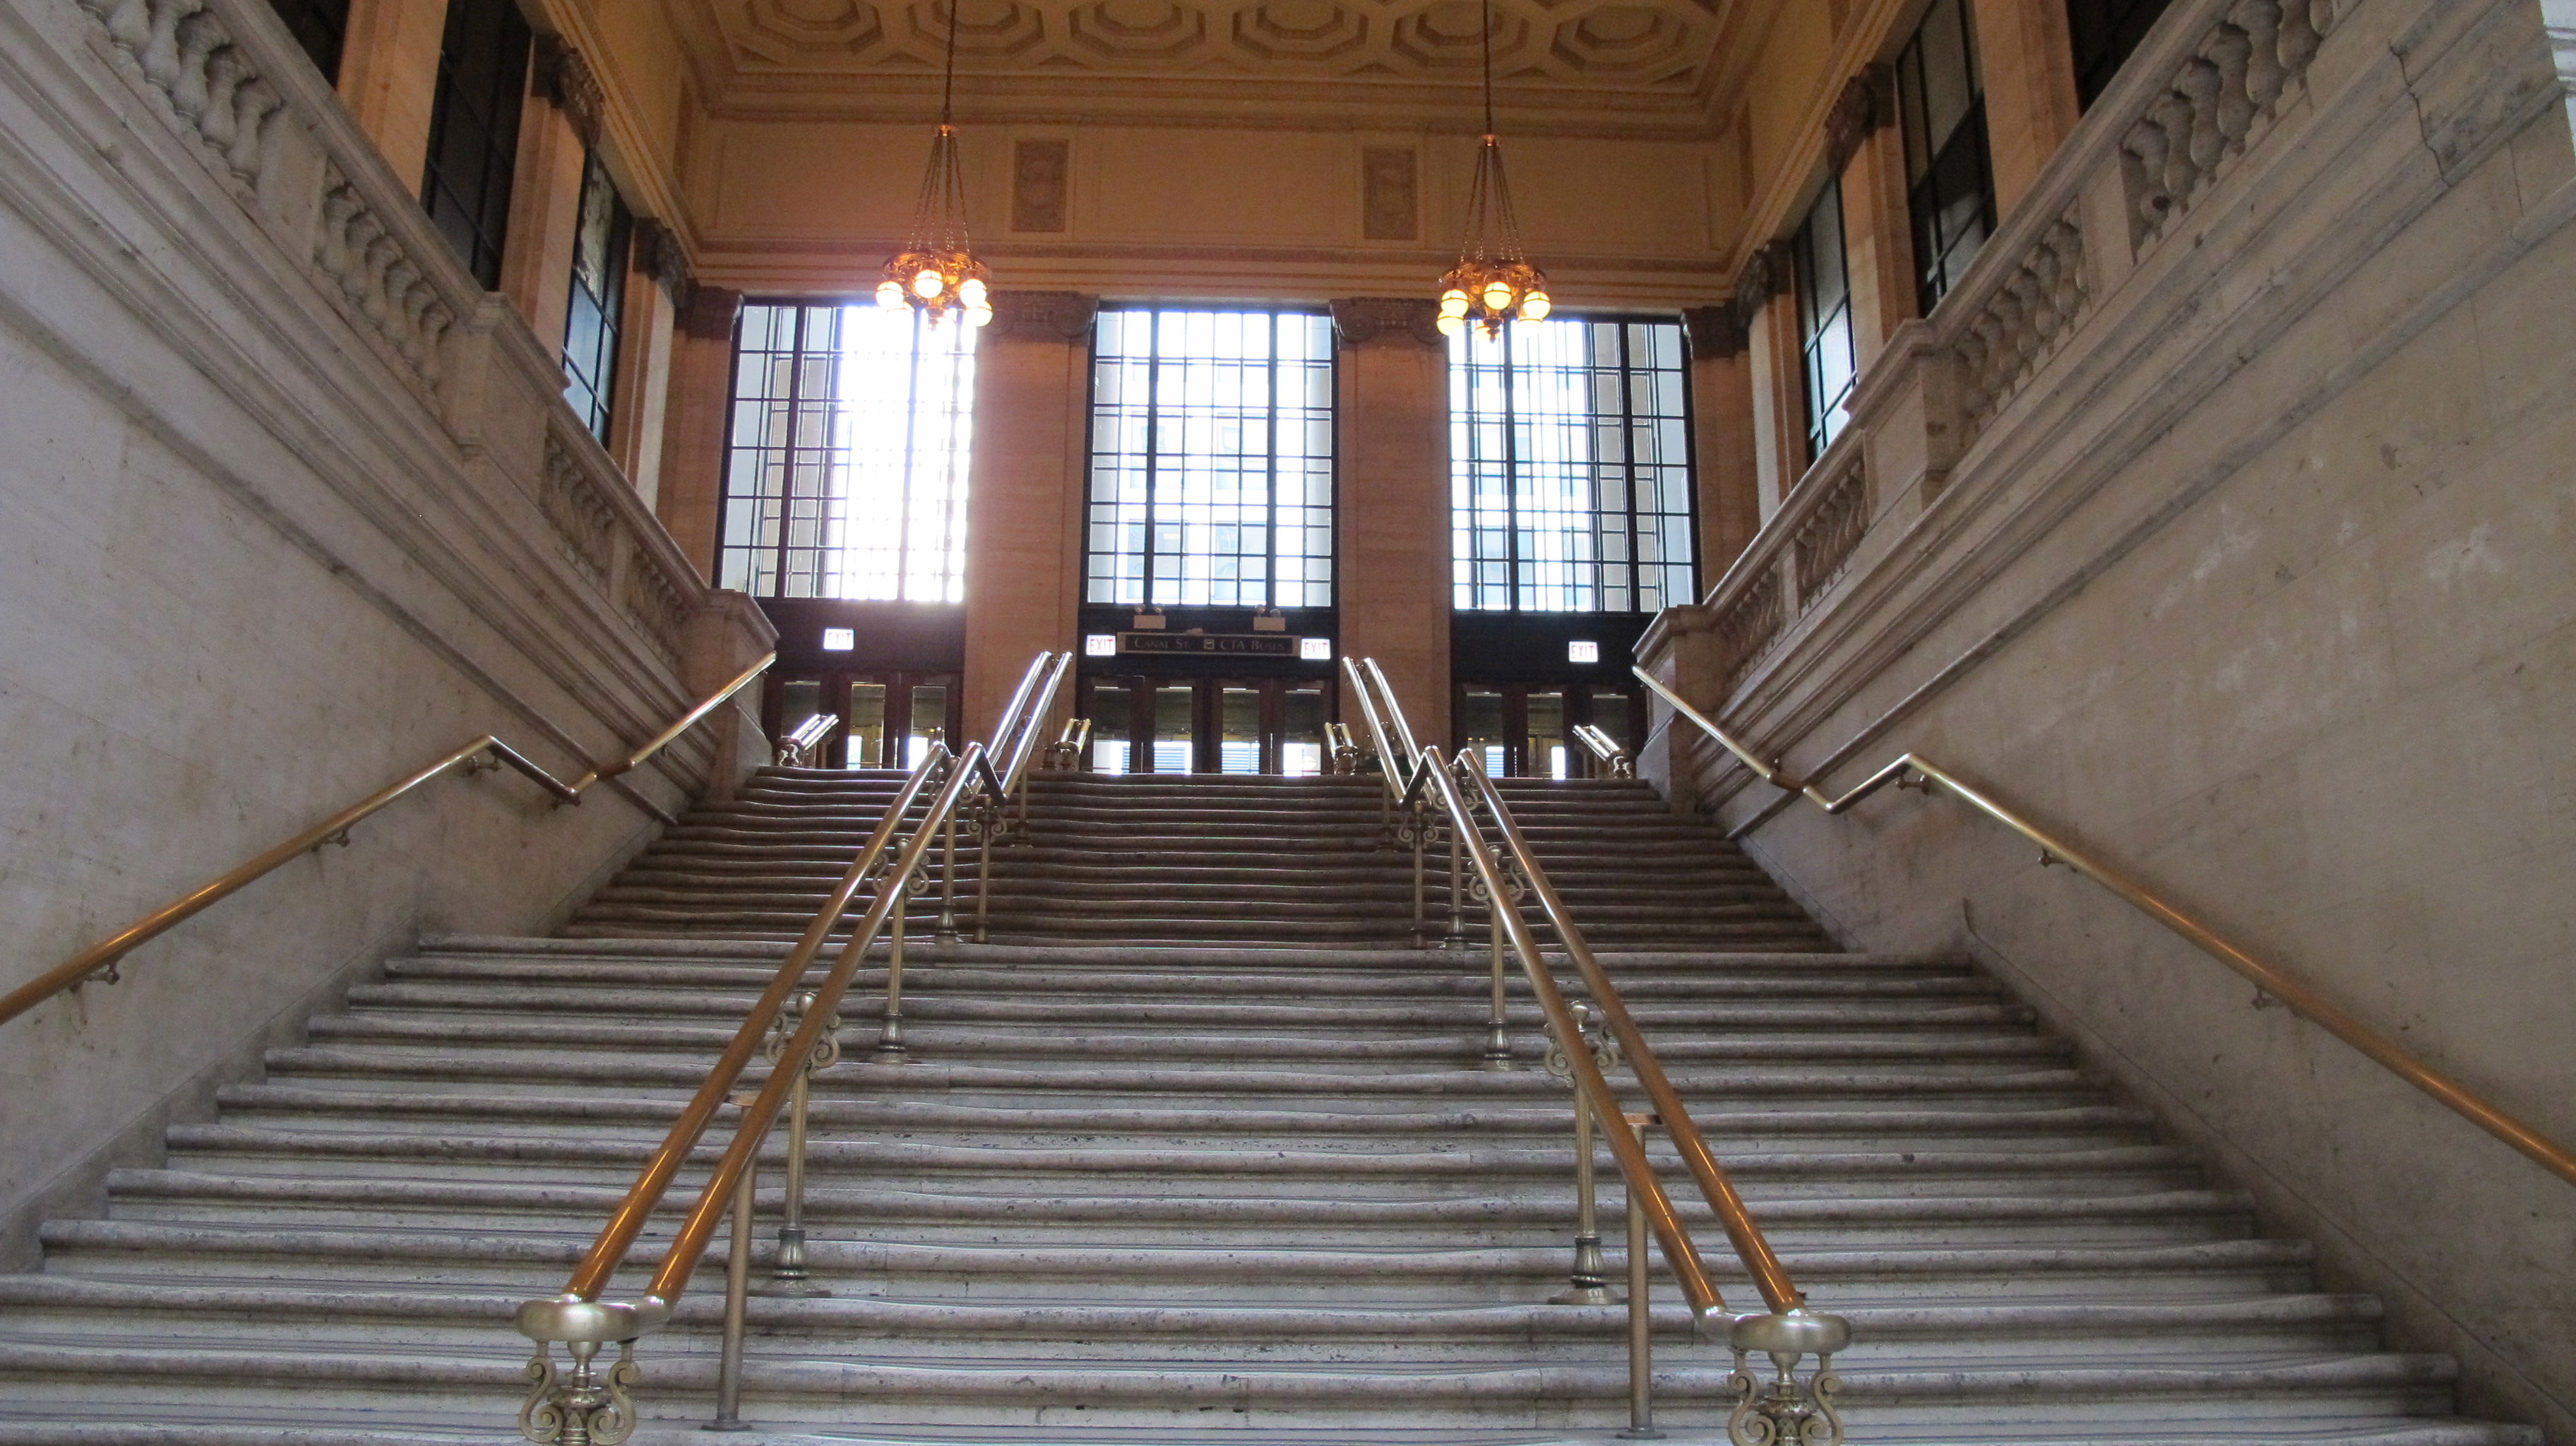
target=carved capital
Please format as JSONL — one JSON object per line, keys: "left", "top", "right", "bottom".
{"left": 535, "top": 37, "right": 606, "bottom": 148}
{"left": 989, "top": 291, "right": 1100, "bottom": 340}
{"left": 681, "top": 285, "right": 742, "bottom": 342}
{"left": 1731, "top": 240, "right": 1795, "bottom": 334}
{"left": 1823, "top": 64, "right": 1895, "bottom": 172}
{"left": 1682, "top": 305, "right": 1745, "bottom": 359}
{"left": 1329, "top": 297, "right": 1444, "bottom": 347}
{"left": 631, "top": 217, "right": 693, "bottom": 308}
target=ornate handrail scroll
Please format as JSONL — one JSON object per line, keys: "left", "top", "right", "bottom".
{"left": 1637, "top": 665, "right": 2576, "bottom": 1193}
{"left": 1571, "top": 724, "right": 1633, "bottom": 778}
{"left": 515, "top": 653, "right": 1066, "bottom": 1442}
{"left": 0, "top": 654, "right": 777, "bottom": 1031}
{"left": 775, "top": 713, "right": 839, "bottom": 769}
{"left": 1345, "top": 657, "right": 1849, "bottom": 1443}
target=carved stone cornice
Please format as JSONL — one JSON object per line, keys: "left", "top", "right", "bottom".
{"left": 1329, "top": 297, "right": 1443, "bottom": 347}
{"left": 989, "top": 291, "right": 1099, "bottom": 340}
{"left": 632, "top": 217, "right": 693, "bottom": 308}
{"left": 681, "top": 285, "right": 742, "bottom": 342}
{"left": 1682, "top": 304, "right": 1745, "bottom": 359}
{"left": 535, "top": 37, "right": 606, "bottom": 148}
{"left": 1730, "top": 240, "right": 1795, "bottom": 334}
{"left": 1823, "top": 64, "right": 1895, "bottom": 172}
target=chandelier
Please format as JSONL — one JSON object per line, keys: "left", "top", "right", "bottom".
{"left": 876, "top": 3, "right": 991, "bottom": 327}
{"left": 1436, "top": 0, "right": 1549, "bottom": 338}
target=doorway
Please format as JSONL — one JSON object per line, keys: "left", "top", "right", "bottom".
{"left": 1454, "top": 682, "right": 1641, "bottom": 779}
{"left": 1078, "top": 675, "right": 1334, "bottom": 775}
{"left": 769, "top": 670, "right": 962, "bottom": 770}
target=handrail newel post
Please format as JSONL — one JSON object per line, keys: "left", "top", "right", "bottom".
{"left": 757, "top": 993, "right": 836, "bottom": 1298}
{"left": 1619, "top": 1109, "right": 1660, "bottom": 1441}
{"left": 1549, "top": 1001, "right": 1616, "bottom": 1305}
{"left": 705, "top": 1133, "right": 757, "bottom": 1432}
{"left": 875, "top": 867, "right": 913, "bottom": 1064}
{"left": 934, "top": 811, "right": 961, "bottom": 943}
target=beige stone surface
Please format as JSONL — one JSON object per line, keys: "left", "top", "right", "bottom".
{"left": 1335, "top": 326, "right": 1450, "bottom": 742}
{"left": 962, "top": 321, "right": 1088, "bottom": 742}
{"left": 334, "top": 0, "right": 450, "bottom": 187}
{"left": 1643, "top": 0, "right": 2576, "bottom": 1430}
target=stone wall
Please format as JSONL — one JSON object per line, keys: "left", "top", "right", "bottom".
{"left": 1642, "top": 0, "right": 2576, "bottom": 1434}
{"left": 0, "top": 0, "right": 770, "bottom": 1257}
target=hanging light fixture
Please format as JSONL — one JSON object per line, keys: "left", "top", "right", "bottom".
{"left": 876, "top": 1, "right": 991, "bottom": 327}
{"left": 1436, "top": 0, "right": 1550, "bottom": 338}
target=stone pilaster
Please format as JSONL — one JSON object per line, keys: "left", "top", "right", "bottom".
{"left": 1329, "top": 297, "right": 1451, "bottom": 746}
{"left": 962, "top": 292, "right": 1098, "bottom": 741}
{"left": 1967, "top": 0, "right": 2082, "bottom": 216}
{"left": 334, "top": 0, "right": 449, "bottom": 186}
{"left": 652, "top": 287, "right": 740, "bottom": 579}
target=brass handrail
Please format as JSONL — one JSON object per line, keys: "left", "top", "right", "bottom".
{"left": 1638, "top": 665, "right": 2576, "bottom": 1190}
{"left": 1570, "top": 724, "right": 1633, "bottom": 778}
{"left": 0, "top": 653, "right": 778, "bottom": 1031}
{"left": 516, "top": 654, "right": 1066, "bottom": 1434}
{"left": 775, "top": 712, "right": 839, "bottom": 768}
{"left": 1344, "top": 658, "right": 1847, "bottom": 1442}
{"left": 568, "top": 653, "right": 777, "bottom": 794}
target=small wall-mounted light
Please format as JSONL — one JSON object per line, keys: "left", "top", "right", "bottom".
{"left": 1253, "top": 607, "right": 1287, "bottom": 633}
{"left": 821, "top": 628, "right": 856, "bottom": 652}
{"left": 1299, "top": 637, "right": 1332, "bottom": 661}
{"left": 1084, "top": 634, "right": 1117, "bottom": 657}
{"left": 1568, "top": 640, "right": 1600, "bottom": 664}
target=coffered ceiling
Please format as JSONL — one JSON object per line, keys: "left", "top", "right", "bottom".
{"left": 662, "top": 0, "right": 1778, "bottom": 136}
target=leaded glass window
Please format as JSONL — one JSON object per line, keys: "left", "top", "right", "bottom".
{"left": 1450, "top": 318, "right": 1695, "bottom": 614}
{"left": 717, "top": 302, "right": 978, "bottom": 602}
{"left": 1085, "top": 309, "right": 1335, "bottom": 609}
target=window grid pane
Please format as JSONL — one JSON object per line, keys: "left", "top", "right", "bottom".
{"left": 715, "top": 301, "right": 979, "bottom": 602}
{"left": 1085, "top": 309, "right": 1335, "bottom": 609}
{"left": 1450, "top": 318, "right": 1695, "bottom": 614}
{"left": 1796, "top": 183, "right": 1857, "bottom": 464}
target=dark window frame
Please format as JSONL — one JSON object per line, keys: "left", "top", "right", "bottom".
{"left": 1793, "top": 178, "right": 1857, "bottom": 466}
{"left": 418, "top": 0, "right": 530, "bottom": 291}
{"left": 561, "top": 148, "right": 632, "bottom": 444}
{"left": 1897, "top": 0, "right": 1999, "bottom": 314}
{"left": 2065, "top": 0, "right": 2179, "bottom": 109}
{"left": 260, "top": 0, "right": 350, "bottom": 83}
{"left": 1448, "top": 314, "right": 1700, "bottom": 616}
{"left": 1083, "top": 306, "right": 1339, "bottom": 611}
{"left": 713, "top": 300, "right": 982, "bottom": 603}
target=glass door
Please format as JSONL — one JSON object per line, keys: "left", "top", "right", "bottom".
{"left": 1078, "top": 676, "right": 1340, "bottom": 775}
{"left": 766, "top": 669, "right": 961, "bottom": 770}
{"left": 1453, "top": 682, "right": 1643, "bottom": 778}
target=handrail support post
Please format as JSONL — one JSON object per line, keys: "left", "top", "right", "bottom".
{"left": 1618, "top": 1110, "right": 1659, "bottom": 1440}
{"left": 704, "top": 1140, "right": 756, "bottom": 1432}
{"left": 873, "top": 872, "right": 912, "bottom": 1064}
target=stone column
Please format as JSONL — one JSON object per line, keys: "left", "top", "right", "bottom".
{"left": 1727, "top": 243, "right": 1801, "bottom": 521}
{"left": 1682, "top": 307, "right": 1760, "bottom": 587}
{"left": 1330, "top": 299, "right": 1451, "bottom": 746}
{"left": 1967, "top": 0, "right": 2082, "bottom": 215}
{"left": 962, "top": 292, "right": 1097, "bottom": 743}
{"left": 614, "top": 221, "right": 690, "bottom": 509}
{"left": 654, "top": 286, "right": 741, "bottom": 580}
{"left": 335, "top": 0, "right": 449, "bottom": 186}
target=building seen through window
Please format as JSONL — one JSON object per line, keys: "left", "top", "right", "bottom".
{"left": 561, "top": 150, "right": 631, "bottom": 445}
{"left": 717, "top": 302, "right": 979, "bottom": 602}
{"left": 1449, "top": 318, "right": 1696, "bottom": 615}
{"left": 1898, "top": 0, "right": 1997, "bottom": 313}
{"left": 1794, "top": 179, "right": 1856, "bottom": 465}
{"left": 418, "top": 0, "right": 529, "bottom": 291}
{"left": 1085, "top": 308, "right": 1335, "bottom": 609}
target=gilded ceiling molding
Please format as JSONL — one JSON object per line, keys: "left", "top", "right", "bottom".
{"left": 1328, "top": 297, "right": 1444, "bottom": 347}
{"left": 1823, "top": 62, "right": 1894, "bottom": 172}
{"left": 682, "top": 286, "right": 743, "bottom": 341}
{"left": 989, "top": 291, "right": 1099, "bottom": 340}
{"left": 535, "top": 36, "right": 607, "bottom": 148}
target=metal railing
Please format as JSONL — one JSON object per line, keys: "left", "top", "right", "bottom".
{"left": 1571, "top": 723, "right": 1633, "bottom": 779}
{"left": 513, "top": 652, "right": 1070, "bottom": 1443}
{"left": 773, "top": 712, "right": 839, "bottom": 768}
{"left": 1341, "top": 657, "right": 1850, "bottom": 1442}
{"left": 0, "top": 653, "right": 777, "bottom": 1031}
{"left": 1638, "top": 666, "right": 2576, "bottom": 1192}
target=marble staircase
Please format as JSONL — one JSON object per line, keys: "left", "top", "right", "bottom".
{"left": 0, "top": 772, "right": 2537, "bottom": 1444}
